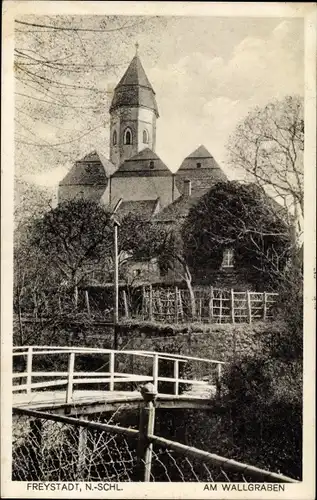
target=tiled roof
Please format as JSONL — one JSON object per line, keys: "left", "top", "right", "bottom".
{"left": 187, "top": 145, "right": 215, "bottom": 159}
{"left": 176, "top": 145, "right": 227, "bottom": 195}
{"left": 110, "top": 55, "right": 159, "bottom": 117}
{"left": 59, "top": 151, "right": 116, "bottom": 186}
{"left": 114, "top": 198, "right": 160, "bottom": 221}
{"left": 177, "top": 145, "right": 226, "bottom": 174}
{"left": 153, "top": 193, "right": 201, "bottom": 223}
{"left": 113, "top": 148, "right": 172, "bottom": 176}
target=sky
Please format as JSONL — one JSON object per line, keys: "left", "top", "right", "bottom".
{"left": 14, "top": 14, "right": 304, "bottom": 190}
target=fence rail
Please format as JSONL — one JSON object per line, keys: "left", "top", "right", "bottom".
{"left": 140, "top": 286, "right": 278, "bottom": 324}
{"left": 12, "top": 346, "right": 225, "bottom": 401}
{"left": 12, "top": 407, "right": 297, "bottom": 483}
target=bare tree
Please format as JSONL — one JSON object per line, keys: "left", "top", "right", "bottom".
{"left": 227, "top": 96, "right": 304, "bottom": 236}
{"left": 158, "top": 223, "right": 197, "bottom": 318}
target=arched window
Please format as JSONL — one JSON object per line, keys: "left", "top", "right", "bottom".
{"left": 149, "top": 160, "right": 154, "bottom": 169}
{"left": 113, "top": 130, "right": 117, "bottom": 145}
{"left": 124, "top": 128, "right": 132, "bottom": 145}
{"left": 196, "top": 162, "right": 202, "bottom": 168}
{"left": 143, "top": 129, "right": 149, "bottom": 144}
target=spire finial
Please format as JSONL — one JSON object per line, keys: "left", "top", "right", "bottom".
{"left": 135, "top": 42, "right": 139, "bottom": 55}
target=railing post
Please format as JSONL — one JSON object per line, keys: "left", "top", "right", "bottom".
{"left": 66, "top": 352, "right": 75, "bottom": 404}
{"left": 26, "top": 346, "right": 33, "bottom": 394}
{"left": 216, "top": 363, "right": 222, "bottom": 399}
{"left": 152, "top": 354, "right": 159, "bottom": 393}
{"left": 174, "top": 359, "right": 179, "bottom": 396}
{"left": 109, "top": 351, "right": 115, "bottom": 391}
{"left": 136, "top": 383, "right": 157, "bottom": 482}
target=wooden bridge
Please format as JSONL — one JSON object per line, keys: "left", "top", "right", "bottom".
{"left": 12, "top": 346, "right": 225, "bottom": 415}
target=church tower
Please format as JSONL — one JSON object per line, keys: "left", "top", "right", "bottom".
{"left": 109, "top": 45, "right": 159, "bottom": 168}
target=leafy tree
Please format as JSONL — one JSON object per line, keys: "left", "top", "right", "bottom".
{"left": 183, "top": 181, "right": 293, "bottom": 289}
{"left": 29, "top": 199, "right": 113, "bottom": 288}
{"left": 118, "top": 213, "right": 167, "bottom": 264}
{"left": 227, "top": 96, "right": 304, "bottom": 234}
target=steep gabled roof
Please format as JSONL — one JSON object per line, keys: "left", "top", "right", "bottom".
{"left": 59, "top": 151, "right": 116, "bottom": 186}
{"left": 187, "top": 145, "right": 215, "bottom": 159}
{"left": 110, "top": 55, "right": 159, "bottom": 117}
{"left": 178, "top": 145, "right": 226, "bottom": 174}
{"left": 175, "top": 145, "right": 227, "bottom": 195}
{"left": 113, "top": 148, "right": 172, "bottom": 177}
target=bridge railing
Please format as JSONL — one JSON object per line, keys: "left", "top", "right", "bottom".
{"left": 12, "top": 346, "right": 225, "bottom": 402}
{"left": 12, "top": 406, "right": 298, "bottom": 483}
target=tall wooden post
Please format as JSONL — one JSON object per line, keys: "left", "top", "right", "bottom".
{"left": 216, "top": 363, "right": 222, "bottom": 399}
{"left": 219, "top": 290, "right": 223, "bottom": 324}
{"left": 247, "top": 290, "right": 252, "bottom": 324}
{"left": 77, "top": 417, "right": 88, "bottom": 480}
{"left": 141, "top": 285, "right": 146, "bottom": 319}
{"left": 149, "top": 285, "right": 153, "bottom": 322}
{"left": 198, "top": 298, "right": 202, "bottom": 323}
{"left": 230, "top": 289, "right": 235, "bottom": 324}
{"left": 136, "top": 383, "right": 157, "bottom": 482}
{"left": 263, "top": 292, "right": 267, "bottom": 320}
{"left": 175, "top": 287, "right": 179, "bottom": 324}
{"left": 122, "top": 290, "right": 129, "bottom": 318}
{"left": 113, "top": 221, "right": 120, "bottom": 325}
{"left": 209, "top": 286, "right": 214, "bottom": 323}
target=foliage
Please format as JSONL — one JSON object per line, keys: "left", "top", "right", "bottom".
{"left": 118, "top": 213, "right": 167, "bottom": 263}
{"left": 183, "top": 181, "right": 293, "bottom": 288}
{"left": 227, "top": 95, "right": 304, "bottom": 228}
{"left": 29, "top": 199, "right": 113, "bottom": 287}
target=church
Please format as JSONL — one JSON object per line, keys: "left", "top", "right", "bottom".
{"left": 58, "top": 47, "right": 227, "bottom": 220}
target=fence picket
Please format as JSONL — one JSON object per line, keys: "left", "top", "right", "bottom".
{"left": 230, "top": 289, "right": 235, "bottom": 324}
{"left": 247, "top": 291, "right": 252, "bottom": 324}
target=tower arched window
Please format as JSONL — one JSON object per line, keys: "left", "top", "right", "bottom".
{"left": 124, "top": 128, "right": 132, "bottom": 145}
{"left": 113, "top": 130, "right": 117, "bottom": 145}
{"left": 143, "top": 129, "right": 149, "bottom": 144}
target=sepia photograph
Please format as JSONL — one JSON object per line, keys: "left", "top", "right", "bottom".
{"left": 1, "top": 2, "right": 316, "bottom": 499}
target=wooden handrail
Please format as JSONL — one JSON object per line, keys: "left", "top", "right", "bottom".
{"left": 13, "top": 346, "right": 225, "bottom": 398}
{"left": 13, "top": 345, "right": 225, "bottom": 365}
{"left": 12, "top": 407, "right": 297, "bottom": 483}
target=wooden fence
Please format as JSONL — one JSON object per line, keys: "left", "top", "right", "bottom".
{"left": 138, "top": 286, "right": 278, "bottom": 324}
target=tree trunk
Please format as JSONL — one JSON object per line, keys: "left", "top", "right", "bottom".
{"left": 184, "top": 265, "right": 196, "bottom": 320}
